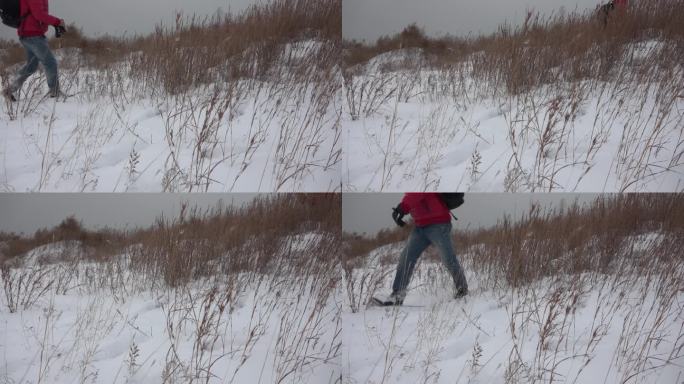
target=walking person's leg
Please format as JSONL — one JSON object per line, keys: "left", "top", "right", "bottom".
{"left": 391, "top": 227, "right": 430, "bottom": 301}
{"left": 424, "top": 222, "right": 468, "bottom": 297}
{"left": 4, "top": 40, "right": 40, "bottom": 99}
{"left": 25, "top": 37, "right": 59, "bottom": 95}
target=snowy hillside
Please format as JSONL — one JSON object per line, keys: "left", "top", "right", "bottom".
{"left": 1, "top": 228, "right": 341, "bottom": 383}
{"left": 0, "top": 37, "right": 340, "bottom": 192}
{"left": 342, "top": 3, "right": 684, "bottom": 193}
{"left": 340, "top": 231, "right": 684, "bottom": 384}
{"left": 0, "top": 0, "right": 342, "bottom": 192}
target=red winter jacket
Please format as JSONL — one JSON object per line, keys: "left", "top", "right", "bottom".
{"left": 18, "top": 0, "right": 61, "bottom": 37}
{"left": 399, "top": 193, "right": 451, "bottom": 227}
{"left": 613, "top": 0, "right": 628, "bottom": 7}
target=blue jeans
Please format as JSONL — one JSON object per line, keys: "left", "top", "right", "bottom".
{"left": 10, "top": 36, "right": 59, "bottom": 93}
{"left": 392, "top": 222, "right": 468, "bottom": 295}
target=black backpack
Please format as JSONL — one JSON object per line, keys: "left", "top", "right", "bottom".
{"left": 0, "top": 0, "right": 25, "bottom": 29}
{"left": 440, "top": 193, "right": 464, "bottom": 210}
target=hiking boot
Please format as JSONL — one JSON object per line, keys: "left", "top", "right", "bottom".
{"left": 2, "top": 88, "right": 16, "bottom": 102}
{"left": 48, "top": 89, "right": 62, "bottom": 98}
{"left": 454, "top": 287, "right": 468, "bottom": 299}
{"left": 373, "top": 291, "right": 405, "bottom": 306}
{"left": 387, "top": 291, "right": 405, "bottom": 305}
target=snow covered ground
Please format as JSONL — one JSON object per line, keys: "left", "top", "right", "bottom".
{"left": 0, "top": 238, "right": 341, "bottom": 384}
{"left": 0, "top": 39, "right": 341, "bottom": 192}
{"left": 2, "top": 210, "right": 683, "bottom": 383}
{"left": 343, "top": 40, "right": 684, "bottom": 192}
{"left": 341, "top": 236, "right": 684, "bottom": 384}
{"left": 3, "top": 37, "right": 681, "bottom": 193}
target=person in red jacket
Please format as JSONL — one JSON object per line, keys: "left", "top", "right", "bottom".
{"left": 599, "top": 0, "right": 629, "bottom": 27}
{"left": 376, "top": 193, "right": 468, "bottom": 305}
{"left": 2, "top": 0, "right": 65, "bottom": 101}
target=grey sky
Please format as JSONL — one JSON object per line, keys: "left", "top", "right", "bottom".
{"left": 0, "top": 194, "right": 260, "bottom": 235}
{"left": 343, "top": 193, "right": 601, "bottom": 235}
{"left": 0, "top": 0, "right": 262, "bottom": 41}
{"left": 343, "top": 0, "right": 604, "bottom": 41}
{"left": 0, "top": 1, "right": 607, "bottom": 42}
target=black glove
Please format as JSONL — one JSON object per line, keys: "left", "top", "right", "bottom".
{"left": 392, "top": 205, "right": 406, "bottom": 227}
{"left": 54, "top": 25, "right": 66, "bottom": 38}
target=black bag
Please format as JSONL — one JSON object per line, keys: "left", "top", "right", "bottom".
{"left": 440, "top": 193, "right": 464, "bottom": 210}
{"left": 0, "top": 0, "right": 24, "bottom": 29}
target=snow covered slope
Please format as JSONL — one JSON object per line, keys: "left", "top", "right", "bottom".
{"left": 341, "top": 233, "right": 684, "bottom": 383}
{"left": 343, "top": 39, "right": 684, "bottom": 192}
{"left": 0, "top": 39, "right": 340, "bottom": 192}
{"left": 0, "top": 238, "right": 341, "bottom": 383}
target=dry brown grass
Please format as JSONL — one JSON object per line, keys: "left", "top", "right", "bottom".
{"left": 343, "top": 1, "right": 684, "bottom": 94}
{"left": 342, "top": 227, "right": 408, "bottom": 268}
{"left": 343, "top": 23, "right": 466, "bottom": 69}
{"left": 129, "top": 193, "right": 341, "bottom": 286}
{"left": 0, "top": 216, "right": 124, "bottom": 265}
{"left": 458, "top": 194, "right": 683, "bottom": 287}
{"left": 1, "top": 194, "right": 341, "bottom": 288}
{"left": 127, "top": 0, "right": 340, "bottom": 95}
